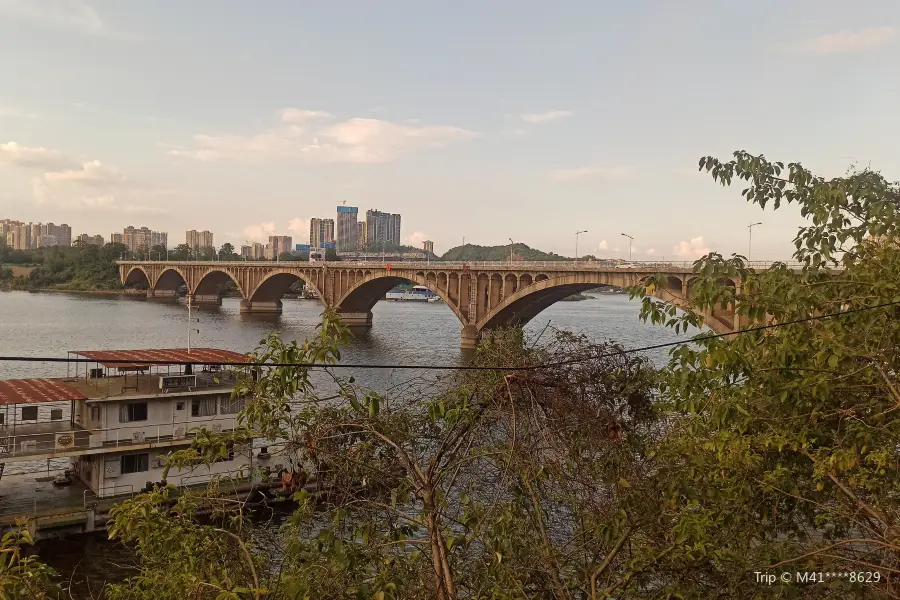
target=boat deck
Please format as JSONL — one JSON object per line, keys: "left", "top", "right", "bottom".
{"left": 58, "top": 371, "right": 238, "bottom": 401}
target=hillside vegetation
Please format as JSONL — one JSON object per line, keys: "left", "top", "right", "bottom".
{"left": 0, "top": 242, "right": 128, "bottom": 291}
{"left": 439, "top": 242, "right": 578, "bottom": 262}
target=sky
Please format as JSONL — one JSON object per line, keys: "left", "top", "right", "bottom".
{"left": 1, "top": 0, "right": 899, "bottom": 260}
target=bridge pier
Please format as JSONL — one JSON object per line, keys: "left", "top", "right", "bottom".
{"left": 188, "top": 294, "right": 222, "bottom": 307}
{"left": 147, "top": 289, "right": 177, "bottom": 300}
{"left": 240, "top": 299, "right": 283, "bottom": 314}
{"left": 339, "top": 311, "right": 373, "bottom": 327}
{"left": 460, "top": 325, "right": 482, "bottom": 350}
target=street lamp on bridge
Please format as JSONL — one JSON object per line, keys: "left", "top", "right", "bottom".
{"left": 508, "top": 238, "right": 514, "bottom": 264}
{"left": 575, "top": 230, "right": 588, "bottom": 263}
{"left": 748, "top": 222, "right": 762, "bottom": 261}
{"left": 621, "top": 233, "right": 633, "bottom": 262}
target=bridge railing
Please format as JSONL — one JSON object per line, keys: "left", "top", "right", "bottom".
{"left": 118, "top": 259, "right": 805, "bottom": 271}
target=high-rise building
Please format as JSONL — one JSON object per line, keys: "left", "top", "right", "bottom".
{"left": 357, "top": 222, "right": 367, "bottom": 250}
{"left": 111, "top": 232, "right": 124, "bottom": 245}
{"left": 309, "top": 218, "right": 335, "bottom": 249}
{"left": 122, "top": 226, "right": 167, "bottom": 253}
{"left": 36, "top": 234, "right": 58, "bottom": 248}
{"left": 151, "top": 231, "right": 168, "bottom": 249}
{"left": 0, "top": 219, "right": 23, "bottom": 246}
{"left": 186, "top": 230, "right": 214, "bottom": 251}
{"left": 423, "top": 240, "right": 434, "bottom": 254}
{"left": 365, "top": 210, "right": 401, "bottom": 248}
{"left": 336, "top": 205, "right": 358, "bottom": 252}
{"left": 76, "top": 234, "right": 105, "bottom": 246}
{"left": 35, "top": 223, "right": 72, "bottom": 247}
{"left": 266, "top": 235, "right": 293, "bottom": 260}
{"left": 6, "top": 223, "right": 30, "bottom": 250}
{"left": 242, "top": 243, "right": 265, "bottom": 259}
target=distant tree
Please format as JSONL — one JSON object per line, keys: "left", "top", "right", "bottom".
{"left": 218, "top": 242, "right": 237, "bottom": 260}
{"left": 324, "top": 247, "right": 340, "bottom": 261}
{"left": 149, "top": 244, "right": 168, "bottom": 260}
{"left": 198, "top": 246, "right": 217, "bottom": 261}
{"left": 170, "top": 244, "right": 192, "bottom": 261}
{"left": 278, "top": 251, "right": 301, "bottom": 261}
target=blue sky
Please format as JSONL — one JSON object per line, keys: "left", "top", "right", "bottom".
{"left": 1, "top": 0, "right": 898, "bottom": 259}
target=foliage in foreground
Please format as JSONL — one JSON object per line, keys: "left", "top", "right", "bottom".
{"left": 2, "top": 150, "right": 900, "bottom": 599}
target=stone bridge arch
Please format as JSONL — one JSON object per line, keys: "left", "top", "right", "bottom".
{"left": 333, "top": 272, "right": 467, "bottom": 327}
{"left": 123, "top": 266, "right": 151, "bottom": 290}
{"left": 477, "top": 273, "right": 641, "bottom": 331}
{"left": 190, "top": 268, "right": 244, "bottom": 306}
{"left": 148, "top": 267, "right": 188, "bottom": 300}
{"left": 476, "top": 272, "right": 731, "bottom": 345}
{"left": 242, "top": 269, "right": 326, "bottom": 314}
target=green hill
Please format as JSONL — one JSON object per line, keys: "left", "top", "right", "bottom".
{"left": 439, "top": 243, "right": 572, "bottom": 262}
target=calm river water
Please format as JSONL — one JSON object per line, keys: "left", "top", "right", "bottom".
{"left": 0, "top": 290, "right": 697, "bottom": 596}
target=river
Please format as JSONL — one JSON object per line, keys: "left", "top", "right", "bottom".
{"left": 0, "top": 290, "right": 697, "bottom": 596}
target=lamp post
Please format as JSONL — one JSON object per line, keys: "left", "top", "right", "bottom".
{"left": 508, "top": 238, "right": 514, "bottom": 264}
{"left": 621, "top": 233, "right": 633, "bottom": 262}
{"left": 748, "top": 222, "right": 762, "bottom": 262}
{"left": 575, "top": 230, "right": 588, "bottom": 263}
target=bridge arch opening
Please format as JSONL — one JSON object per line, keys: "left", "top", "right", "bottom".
{"left": 664, "top": 276, "right": 683, "bottom": 297}
{"left": 334, "top": 274, "right": 467, "bottom": 327}
{"left": 192, "top": 270, "right": 243, "bottom": 306}
{"left": 244, "top": 271, "right": 324, "bottom": 314}
{"left": 123, "top": 267, "right": 150, "bottom": 291}
{"left": 156, "top": 268, "right": 187, "bottom": 293}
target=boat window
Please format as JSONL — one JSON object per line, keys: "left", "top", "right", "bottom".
{"left": 120, "top": 402, "right": 148, "bottom": 423}
{"left": 50, "top": 409, "right": 63, "bottom": 421}
{"left": 21, "top": 406, "right": 38, "bottom": 421}
{"left": 90, "top": 406, "right": 101, "bottom": 422}
{"left": 219, "top": 395, "right": 246, "bottom": 415}
{"left": 121, "top": 453, "right": 149, "bottom": 474}
{"left": 191, "top": 397, "right": 217, "bottom": 417}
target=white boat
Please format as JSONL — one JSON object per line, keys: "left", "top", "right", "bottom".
{"left": 386, "top": 285, "right": 440, "bottom": 302}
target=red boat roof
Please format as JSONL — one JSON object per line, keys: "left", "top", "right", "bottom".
{"left": 0, "top": 379, "right": 87, "bottom": 406}
{"left": 70, "top": 348, "right": 251, "bottom": 370}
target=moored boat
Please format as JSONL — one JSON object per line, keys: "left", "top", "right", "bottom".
{"left": 385, "top": 285, "right": 440, "bottom": 302}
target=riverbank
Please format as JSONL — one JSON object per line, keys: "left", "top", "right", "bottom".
{"left": 562, "top": 293, "right": 595, "bottom": 301}
{"left": 31, "top": 288, "right": 139, "bottom": 296}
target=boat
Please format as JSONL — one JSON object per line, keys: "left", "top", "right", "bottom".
{"left": 385, "top": 285, "right": 440, "bottom": 302}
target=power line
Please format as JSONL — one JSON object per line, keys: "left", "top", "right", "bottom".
{"left": 0, "top": 300, "right": 896, "bottom": 373}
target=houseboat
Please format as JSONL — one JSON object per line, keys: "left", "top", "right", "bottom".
{"left": 385, "top": 285, "right": 440, "bottom": 302}
{"left": 0, "top": 347, "right": 293, "bottom": 535}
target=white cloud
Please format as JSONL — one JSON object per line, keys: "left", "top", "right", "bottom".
{"left": 549, "top": 165, "right": 636, "bottom": 182}
{"left": 67, "top": 195, "right": 164, "bottom": 214}
{"left": 520, "top": 110, "right": 573, "bottom": 124}
{"left": 43, "top": 160, "right": 128, "bottom": 188}
{"left": 242, "top": 222, "right": 276, "bottom": 243}
{"left": 612, "top": 247, "right": 621, "bottom": 253}
{"left": 279, "top": 109, "right": 333, "bottom": 124}
{"left": 167, "top": 108, "right": 479, "bottom": 164}
{"left": 407, "top": 231, "right": 429, "bottom": 248}
{"left": 0, "top": 142, "right": 75, "bottom": 170}
{"left": 790, "top": 26, "right": 897, "bottom": 54}
{"left": 597, "top": 240, "right": 609, "bottom": 250}
{"left": 0, "top": 0, "right": 144, "bottom": 40}
{"left": 673, "top": 237, "right": 710, "bottom": 258}
{"left": 645, "top": 248, "right": 656, "bottom": 255}
{"left": 287, "top": 217, "right": 310, "bottom": 243}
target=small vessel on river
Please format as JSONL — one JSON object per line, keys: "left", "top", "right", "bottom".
{"left": 385, "top": 285, "right": 441, "bottom": 302}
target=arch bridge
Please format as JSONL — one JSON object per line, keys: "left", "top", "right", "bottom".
{"left": 119, "top": 260, "right": 748, "bottom": 348}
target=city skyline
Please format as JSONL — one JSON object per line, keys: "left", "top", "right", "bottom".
{"left": 1, "top": 2, "right": 899, "bottom": 260}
